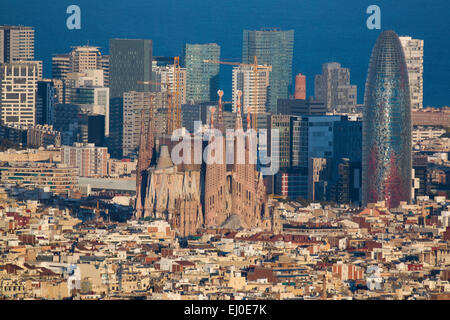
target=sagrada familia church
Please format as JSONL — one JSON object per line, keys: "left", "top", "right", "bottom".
{"left": 134, "top": 91, "right": 276, "bottom": 237}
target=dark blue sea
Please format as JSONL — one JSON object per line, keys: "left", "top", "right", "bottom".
{"left": 1, "top": 0, "right": 448, "bottom": 106}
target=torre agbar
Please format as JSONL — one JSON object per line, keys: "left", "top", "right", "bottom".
{"left": 362, "top": 30, "right": 412, "bottom": 209}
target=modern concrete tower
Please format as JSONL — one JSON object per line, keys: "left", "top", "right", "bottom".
{"left": 399, "top": 36, "right": 424, "bottom": 110}
{"left": 0, "top": 26, "right": 35, "bottom": 63}
{"left": 232, "top": 65, "right": 270, "bottom": 114}
{"left": 362, "top": 30, "right": 412, "bottom": 209}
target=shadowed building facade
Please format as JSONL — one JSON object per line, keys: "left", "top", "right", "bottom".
{"left": 109, "top": 39, "right": 153, "bottom": 158}
{"left": 362, "top": 30, "right": 412, "bottom": 208}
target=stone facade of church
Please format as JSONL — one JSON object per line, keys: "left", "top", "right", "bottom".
{"left": 135, "top": 91, "right": 273, "bottom": 237}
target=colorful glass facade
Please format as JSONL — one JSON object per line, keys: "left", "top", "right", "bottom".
{"left": 362, "top": 30, "right": 412, "bottom": 208}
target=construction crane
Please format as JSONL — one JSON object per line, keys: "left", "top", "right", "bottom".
{"left": 203, "top": 56, "right": 272, "bottom": 131}
{"left": 137, "top": 56, "right": 182, "bottom": 135}
{"left": 170, "top": 56, "right": 182, "bottom": 134}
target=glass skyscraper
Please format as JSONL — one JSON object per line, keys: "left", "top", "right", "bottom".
{"left": 242, "top": 28, "right": 294, "bottom": 114}
{"left": 109, "top": 39, "right": 153, "bottom": 158}
{"left": 184, "top": 43, "right": 220, "bottom": 104}
{"left": 362, "top": 30, "right": 412, "bottom": 209}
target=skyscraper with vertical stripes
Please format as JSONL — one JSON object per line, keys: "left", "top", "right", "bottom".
{"left": 184, "top": 43, "right": 220, "bottom": 104}
{"left": 242, "top": 28, "right": 294, "bottom": 114}
{"left": 109, "top": 39, "right": 153, "bottom": 158}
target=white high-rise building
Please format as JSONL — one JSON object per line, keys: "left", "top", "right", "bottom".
{"left": 153, "top": 62, "right": 187, "bottom": 104}
{"left": 0, "top": 26, "right": 42, "bottom": 80}
{"left": 122, "top": 91, "right": 154, "bottom": 157}
{"left": 0, "top": 61, "right": 40, "bottom": 126}
{"left": 400, "top": 36, "right": 424, "bottom": 110}
{"left": 122, "top": 91, "right": 169, "bottom": 157}
{"left": 51, "top": 46, "right": 109, "bottom": 86}
{"left": 0, "top": 26, "right": 35, "bottom": 63}
{"left": 71, "top": 46, "right": 102, "bottom": 73}
{"left": 232, "top": 65, "right": 270, "bottom": 114}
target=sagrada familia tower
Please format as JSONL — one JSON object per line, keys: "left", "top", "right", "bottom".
{"left": 135, "top": 90, "right": 273, "bottom": 237}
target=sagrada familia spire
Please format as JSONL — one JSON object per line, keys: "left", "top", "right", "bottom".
{"left": 204, "top": 90, "right": 232, "bottom": 226}
{"left": 135, "top": 96, "right": 155, "bottom": 220}
{"left": 135, "top": 90, "right": 273, "bottom": 236}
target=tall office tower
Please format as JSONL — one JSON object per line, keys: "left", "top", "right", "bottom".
{"left": 0, "top": 62, "right": 39, "bottom": 126}
{"left": 61, "top": 143, "right": 109, "bottom": 177}
{"left": 314, "top": 62, "right": 357, "bottom": 113}
{"left": 278, "top": 114, "right": 346, "bottom": 200}
{"left": 335, "top": 158, "right": 362, "bottom": 205}
{"left": 294, "top": 73, "right": 306, "bottom": 100}
{"left": 70, "top": 46, "right": 102, "bottom": 73}
{"left": 69, "top": 86, "right": 110, "bottom": 138}
{"left": 0, "top": 26, "right": 35, "bottom": 63}
{"left": 332, "top": 119, "right": 363, "bottom": 204}
{"left": 232, "top": 65, "right": 270, "bottom": 115}
{"left": 52, "top": 54, "right": 71, "bottom": 79}
{"left": 333, "top": 118, "right": 362, "bottom": 175}
{"left": 399, "top": 36, "right": 424, "bottom": 110}
{"left": 0, "top": 26, "right": 42, "bottom": 80}
{"left": 52, "top": 79, "right": 64, "bottom": 104}
{"left": 153, "top": 56, "right": 175, "bottom": 66}
{"left": 99, "top": 55, "right": 110, "bottom": 87}
{"left": 52, "top": 47, "right": 110, "bottom": 88}
{"left": 277, "top": 97, "right": 326, "bottom": 116}
{"left": 152, "top": 62, "right": 187, "bottom": 104}
{"left": 307, "top": 115, "right": 344, "bottom": 160}
{"left": 122, "top": 91, "right": 154, "bottom": 157}
{"left": 36, "top": 79, "right": 55, "bottom": 125}
{"left": 123, "top": 91, "right": 169, "bottom": 156}
{"left": 412, "top": 155, "right": 427, "bottom": 198}
{"left": 242, "top": 28, "right": 294, "bottom": 113}
{"left": 52, "top": 46, "right": 107, "bottom": 76}
{"left": 184, "top": 43, "right": 220, "bottom": 104}
{"left": 362, "top": 30, "right": 412, "bottom": 209}
{"left": 269, "top": 115, "right": 292, "bottom": 170}
{"left": 290, "top": 116, "right": 308, "bottom": 169}
{"left": 109, "top": 39, "right": 153, "bottom": 158}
